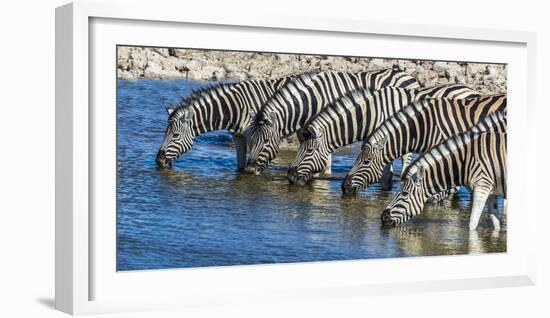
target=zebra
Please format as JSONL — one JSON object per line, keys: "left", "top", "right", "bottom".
{"left": 245, "top": 69, "right": 420, "bottom": 175}
{"left": 287, "top": 84, "right": 481, "bottom": 186}
{"left": 381, "top": 110, "right": 507, "bottom": 230}
{"left": 156, "top": 76, "right": 294, "bottom": 170}
{"left": 342, "top": 94, "right": 506, "bottom": 195}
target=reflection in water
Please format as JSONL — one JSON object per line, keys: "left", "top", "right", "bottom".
{"left": 117, "top": 80, "right": 506, "bottom": 271}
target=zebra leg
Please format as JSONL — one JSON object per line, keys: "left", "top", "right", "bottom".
{"left": 470, "top": 187, "right": 490, "bottom": 230}
{"left": 401, "top": 153, "right": 413, "bottom": 177}
{"left": 380, "top": 162, "right": 393, "bottom": 191}
{"left": 232, "top": 134, "right": 247, "bottom": 171}
{"left": 468, "top": 230, "right": 483, "bottom": 254}
{"left": 321, "top": 153, "right": 332, "bottom": 175}
{"left": 486, "top": 195, "right": 500, "bottom": 231}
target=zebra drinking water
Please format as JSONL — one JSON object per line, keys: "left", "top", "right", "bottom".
{"left": 342, "top": 94, "right": 507, "bottom": 195}
{"left": 245, "top": 69, "right": 420, "bottom": 175}
{"left": 287, "top": 84, "right": 481, "bottom": 186}
{"left": 381, "top": 110, "right": 507, "bottom": 230}
{"left": 156, "top": 77, "right": 294, "bottom": 170}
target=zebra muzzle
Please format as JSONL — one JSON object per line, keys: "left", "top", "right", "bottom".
{"left": 287, "top": 167, "right": 310, "bottom": 186}
{"left": 341, "top": 175, "right": 359, "bottom": 195}
{"left": 156, "top": 151, "right": 173, "bottom": 168}
{"left": 380, "top": 209, "right": 397, "bottom": 228}
{"left": 245, "top": 159, "right": 263, "bottom": 175}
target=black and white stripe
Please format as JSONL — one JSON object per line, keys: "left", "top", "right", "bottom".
{"left": 245, "top": 69, "right": 420, "bottom": 175}
{"left": 381, "top": 110, "right": 507, "bottom": 230}
{"left": 156, "top": 77, "right": 293, "bottom": 169}
{"left": 288, "top": 84, "right": 481, "bottom": 186}
{"left": 342, "top": 94, "right": 506, "bottom": 195}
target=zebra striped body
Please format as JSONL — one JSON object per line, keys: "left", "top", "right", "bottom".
{"left": 245, "top": 69, "right": 420, "bottom": 175}
{"left": 156, "top": 77, "right": 293, "bottom": 169}
{"left": 381, "top": 111, "right": 507, "bottom": 230}
{"left": 288, "top": 84, "right": 481, "bottom": 185}
{"left": 342, "top": 94, "right": 506, "bottom": 194}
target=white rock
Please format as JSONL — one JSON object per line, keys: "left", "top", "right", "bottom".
{"left": 115, "top": 47, "right": 507, "bottom": 94}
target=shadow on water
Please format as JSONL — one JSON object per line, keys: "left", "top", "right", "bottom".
{"left": 116, "top": 80, "right": 506, "bottom": 271}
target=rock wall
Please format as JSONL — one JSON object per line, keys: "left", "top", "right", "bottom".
{"left": 117, "top": 46, "right": 507, "bottom": 94}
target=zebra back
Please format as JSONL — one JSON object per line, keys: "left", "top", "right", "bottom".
{"left": 257, "top": 69, "right": 419, "bottom": 137}
{"left": 246, "top": 69, "right": 419, "bottom": 175}
{"left": 305, "top": 86, "right": 416, "bottom": 151}
{"left": 366, "top": 94, "right": 506, "bottom": 168}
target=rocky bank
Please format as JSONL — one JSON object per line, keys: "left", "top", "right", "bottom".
{"left": 117, "top": 46, "right": 507, "bottom": 94}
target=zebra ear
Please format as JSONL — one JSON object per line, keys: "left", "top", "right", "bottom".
{"left": 166, "top": 106, "right": 175, "bottom": 116}
{"left": 248, "top": 111, "right": 257, "bottom": 126}
{"left": 262, "top": 112, "right": 276, "bottom": 127}
{"left": 180, "top": 108, "right": 194, "bottom": 122}
{"left": 412, "top": 165, "right": 425, "bottom": 185}
{"left": 308, "top": 127, "right": 319, "bottom": 139}
{"left": 300, "top": 127, "right": 316, "bottom": 140}
{"left": 374, "top": 135, "right": 389, "bottom": 149}
{"left": 261, "top": 117, "right": 272, "bottom": 126}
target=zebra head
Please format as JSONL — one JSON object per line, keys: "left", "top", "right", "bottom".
{"left": 342, "top": 136, "right": 389, "bottom": 195}
{"left": 245, "top": 112, "right": 280, "bottom": 175}
{"left": 156, "top": 107, "right": 194, "bottom": 168}
{"left": 381, "top": 165, "right": 428, "bottom": 227}
{"left": 287, "top": 127, "right": 329, "bottom": 185}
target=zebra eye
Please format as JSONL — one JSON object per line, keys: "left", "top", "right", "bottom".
{"left": 172, "top": 133, "right": 181, "bottom": 139}
{"left": 402, "top": 191, "right": 410, "bottom": 199}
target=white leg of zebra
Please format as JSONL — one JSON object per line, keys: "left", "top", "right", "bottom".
{"left": 380, "top": 163, "right": 393, "bottom": 190}
{"left": 486, "top": 195, "right": 501, "bottom": 231}
{"left": 400, "top": 153, "right": 413, "bottom": 177}
{"left": 468, "top": 230, "right": 483, "bottom": 254}
{"left": 233, "top": 134, "right": 247, "bottom": 171}
{"left": 322, "top": 154, "right": 332, "bottom": 175}
{"left": 470, "top": 187, "right": 491, "bottom": 230}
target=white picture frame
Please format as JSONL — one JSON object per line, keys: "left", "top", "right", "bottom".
{"left": 55, "top": 1, "right": 537, "bottom": 315}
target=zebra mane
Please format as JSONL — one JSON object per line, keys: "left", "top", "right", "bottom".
{"left": 168, "top": 81, "right": 239, "bottom": 121}
{"left": 403, "top": 110, "right": 507, "bottom": 179}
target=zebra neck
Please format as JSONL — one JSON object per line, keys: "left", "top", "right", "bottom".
{"left": 324, "top": 121, "right": 363, "bottom": 153}
{"left": 415, "top": 140, "right": 468, "bottom": 196}
{"left": 420, "top": 166, "right": 459, "bottom": 200}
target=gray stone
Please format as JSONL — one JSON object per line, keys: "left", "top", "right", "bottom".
{"left": 116, "top": 46, "right": 507, "bottom": 94}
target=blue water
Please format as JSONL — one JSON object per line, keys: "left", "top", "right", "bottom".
{"left": 116, "top": 79, "right": 506, "bottom": 271}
